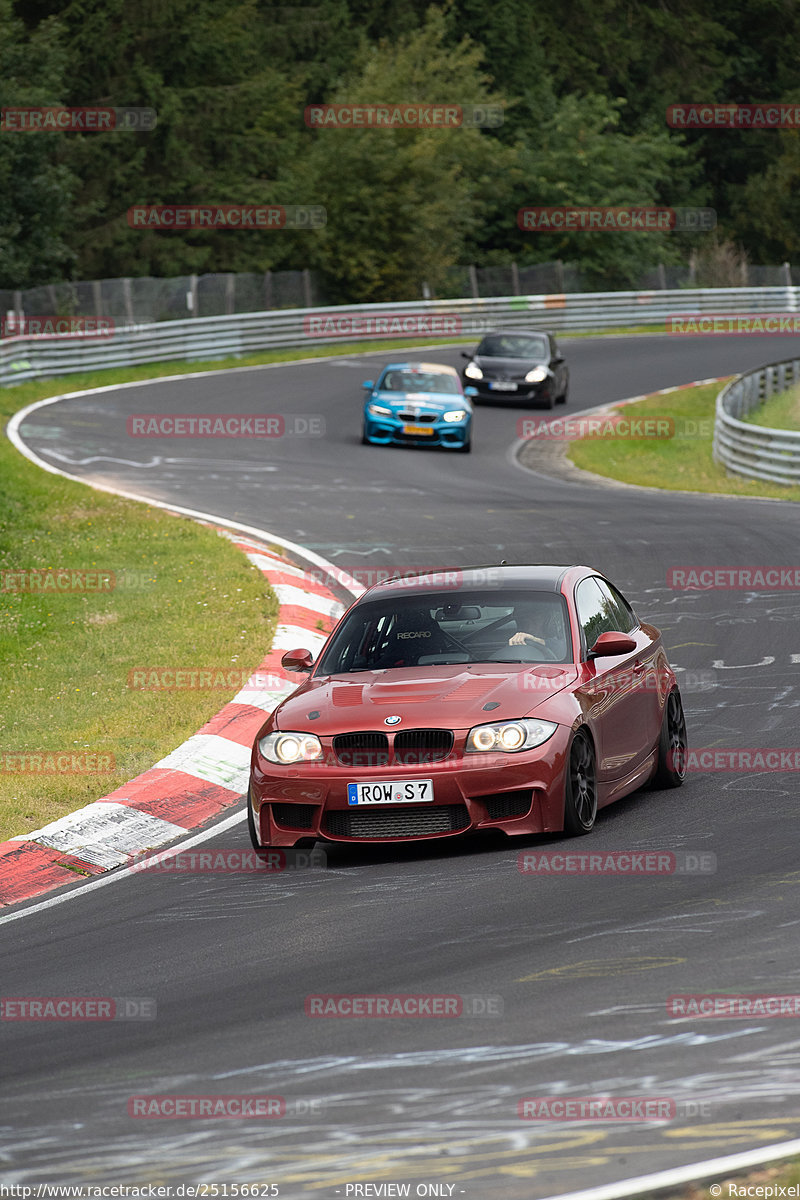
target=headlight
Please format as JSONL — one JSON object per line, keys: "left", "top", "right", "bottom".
{"left": 258, "top": 731, "right": 323, "bottom": 764}
{"left": 443, "top": 409, "right": 467, "bottom": 422}
{"left": 465, "top": 718, "right": 557, "bottom": 753}
{"left": 524, "top": 366, "right": 549, "bottom": 383}
{"left": 464, "top": 362, "right": 483, "bottom": 380}
{"left": 368, "top": 403, "right": 392, "bottom": 416}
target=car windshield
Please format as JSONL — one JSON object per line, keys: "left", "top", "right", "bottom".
{"left": 315, "top": 589, "right": 573, "bottom": 673}
{"left": 380, "top": 370, "right": 460, "bottom": 394}
{"left": 476, "top": 335, "right": 548, "bottom": 359}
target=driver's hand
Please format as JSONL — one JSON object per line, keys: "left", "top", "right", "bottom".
{"left": 509, "top": 632, "right": 545, "bottom": 646}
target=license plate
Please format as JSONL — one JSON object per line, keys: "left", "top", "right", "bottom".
{"left": 347, "top": 779, "right": 434, "bottom": 805}
{"left": 403, "top": 424, "right": 434, "bottom": 435}
{"left": 490, "top": 381, "right": 517, "bottom": 392}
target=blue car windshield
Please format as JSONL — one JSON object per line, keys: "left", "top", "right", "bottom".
{"left": 315, "top": 589, "right": 573, "bottom": 673}
{"left": 380, "top": 371, "right": 461, "bottom": 394}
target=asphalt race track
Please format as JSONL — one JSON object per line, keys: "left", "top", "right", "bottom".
{"left": 3, "top": 333, "right": 800, "bottom": 1197}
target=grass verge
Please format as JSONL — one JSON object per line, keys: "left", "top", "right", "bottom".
{"left": 742, "top": 380, "right": 800, "bottom": 431}
{"left": 0, "top": 380, "right": 279, "bottom": 842}
{"left": 567, "top": 380, "right": 800, "bottom": 501}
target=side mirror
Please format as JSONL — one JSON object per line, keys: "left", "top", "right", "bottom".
{"left": 464, "top": 386, "right": 478, "bottom": 397}
{"left": 588, "top": 631, "right": 637, "bottom": 658}
{"left": 460, "top": 351, "right": 473, "bottom": 360}
{"left": 362, "top": 380, "right": 374, "bottom": 389}
{"left": 281, "top": 648, "right": 315, "bottom": 673}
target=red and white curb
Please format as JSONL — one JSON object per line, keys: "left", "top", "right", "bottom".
{"left": 0, "top": 531, "right": 350, "bottom": 907}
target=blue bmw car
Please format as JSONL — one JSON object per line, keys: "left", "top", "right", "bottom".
{"left": 361, "top": 362, "right": 476, "bottom": 453}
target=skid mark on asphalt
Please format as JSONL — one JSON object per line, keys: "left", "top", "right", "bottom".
{"left": 518, "top": 956, "right": 683, "bottom": 982}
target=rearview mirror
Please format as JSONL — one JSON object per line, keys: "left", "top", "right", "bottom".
{"left": 588, "top": 631, "right": 637, "bottom": 658}
{"left": 362, "top": 380, "right": 374, "bottom": 389}
{"left": 460, "top": 351, "right": 473, "bottom": 359}
{"left": 464, "top": 386, "right": 478, "bottom": 397}
{"left": 281, "top": 648, "right": 315, "bottom": 673}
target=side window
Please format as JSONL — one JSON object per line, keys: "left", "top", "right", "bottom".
{"left": 575, "top": 577, "right": 621, "bottom": 654}
{"left": 602, "top": 581, "right": 638, "bottom": 634}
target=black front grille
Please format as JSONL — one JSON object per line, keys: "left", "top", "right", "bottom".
{"left": 398, "top": 412, "right": 437, "bottom": 422}
{"left": 393, "top": 729, "right": 454, "bottom": 764}
{"left": 271, "top": 803, "right": 317, "bottom": 830}
{"left": 332, "top": 732, "right": 389, "bottom": 767}
{"left": 478, "top": 790, "right": 533, "bottom": 821}
{"left": 325, "top": 805, "right": 470, "bottom": 839}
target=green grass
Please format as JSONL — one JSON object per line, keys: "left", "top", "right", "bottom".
{"left": 567, "top": 380, "right": 800, "bottom": 501}
{"left": 0, "top": 381, "right": 279, "bottom": 842}
{"left": 742, "top": 380, "right": 800, "bottom": 431}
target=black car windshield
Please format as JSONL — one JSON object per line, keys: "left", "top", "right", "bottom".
{"left": 476, "top": 335, "right": 548, "bottom": 359}
{"left": 315, "top": 589, "right": 573, "bottom": 673}
{"left": 380, "top": 370, "right": 461, "bottom": 394}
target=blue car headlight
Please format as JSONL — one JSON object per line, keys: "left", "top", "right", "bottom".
{"left": 368, "top": 403, "right": 392, "bottom": 416}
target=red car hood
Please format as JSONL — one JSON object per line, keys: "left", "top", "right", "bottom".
{"left": 275, "top": 663, "right": 578, "bottom": 734}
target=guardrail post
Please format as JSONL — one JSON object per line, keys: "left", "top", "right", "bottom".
{"left": 225, "top": 273, "right": 235, "bottom": 316}
{"left": 122, "top": 278, "right": 134, "bottom": 325}
{"left": 264, "top": 271, "right": 273, "bottom": 310}
{"left": 468, "top": 265, "right": 479, "bottom": 299}
{"left": 511, "top": 262, "right": 520, "bottom": 296}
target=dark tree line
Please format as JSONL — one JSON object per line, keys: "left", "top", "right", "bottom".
{"left": 3, "top": 0, "right": 800, "bottom": 299}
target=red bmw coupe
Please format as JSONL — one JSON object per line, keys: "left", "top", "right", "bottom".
{"left": 247, "top": 566, "right": 687, "bottom": 850}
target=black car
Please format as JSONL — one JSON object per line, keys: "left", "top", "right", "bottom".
{"left": 461, "top": 330, "right": 569, "bottom": 408}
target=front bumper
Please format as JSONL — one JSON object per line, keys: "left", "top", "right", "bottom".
{"left": 363, "top": 414, "right": 470, "bottom": 448}
{"left": 465, "top": 379, "right": 556, "bottom": 404}
{"left": 249, "top": 727, "right": 571, "bottom": 846}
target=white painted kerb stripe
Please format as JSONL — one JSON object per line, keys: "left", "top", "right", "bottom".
{"left": 12, "top": 802, "right": 187, "bottom": 870}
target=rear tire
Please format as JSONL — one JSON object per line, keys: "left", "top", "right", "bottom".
{"left": 563, "top": 728, "right": 597, "bottom": 835}
{"left": 652, "top": 688, "right": 687, "bottom": 788}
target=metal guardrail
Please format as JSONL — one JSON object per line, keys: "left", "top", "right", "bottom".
{"left": 713, "top": 358, "right": 800, "bottom": 486}
{"left": 2, "top": 285, "right": 799, "bottom": 388}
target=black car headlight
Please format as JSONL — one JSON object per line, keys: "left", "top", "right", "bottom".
{"left": 524, "top": 366, "right": 549, "bottom": 383}
{"left": 465, "top": 718, "right": 557, "bottom": 753}
{"left": 258, "top": 731, "right": 324, "bottom": 764}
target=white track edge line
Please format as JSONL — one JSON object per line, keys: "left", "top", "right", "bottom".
{"left": 537, "top": 1135, "right": 800, "bottom": 1200}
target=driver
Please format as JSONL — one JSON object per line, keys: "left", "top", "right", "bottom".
{"left": 507, "top": 603, "right": 566, "bottom": 655}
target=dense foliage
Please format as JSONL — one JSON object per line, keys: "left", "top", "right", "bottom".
{"left": 3, "top": 0, "right": 800, "bottom": 298}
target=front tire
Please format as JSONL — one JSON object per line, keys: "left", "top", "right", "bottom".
{"left": 361, "top": 424, "right": 370, "bottom": 445}
{"left": 458, "top": 437, "right": 472, "bottom": 454}
{"left": 563, "top": 728, "right": 597, "bottom": 835}
{"left": 557, "top": 385, "right": 569, "bottom": 405}
{"left": 652, "top": 688, "right": 687, "bottom": 788}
